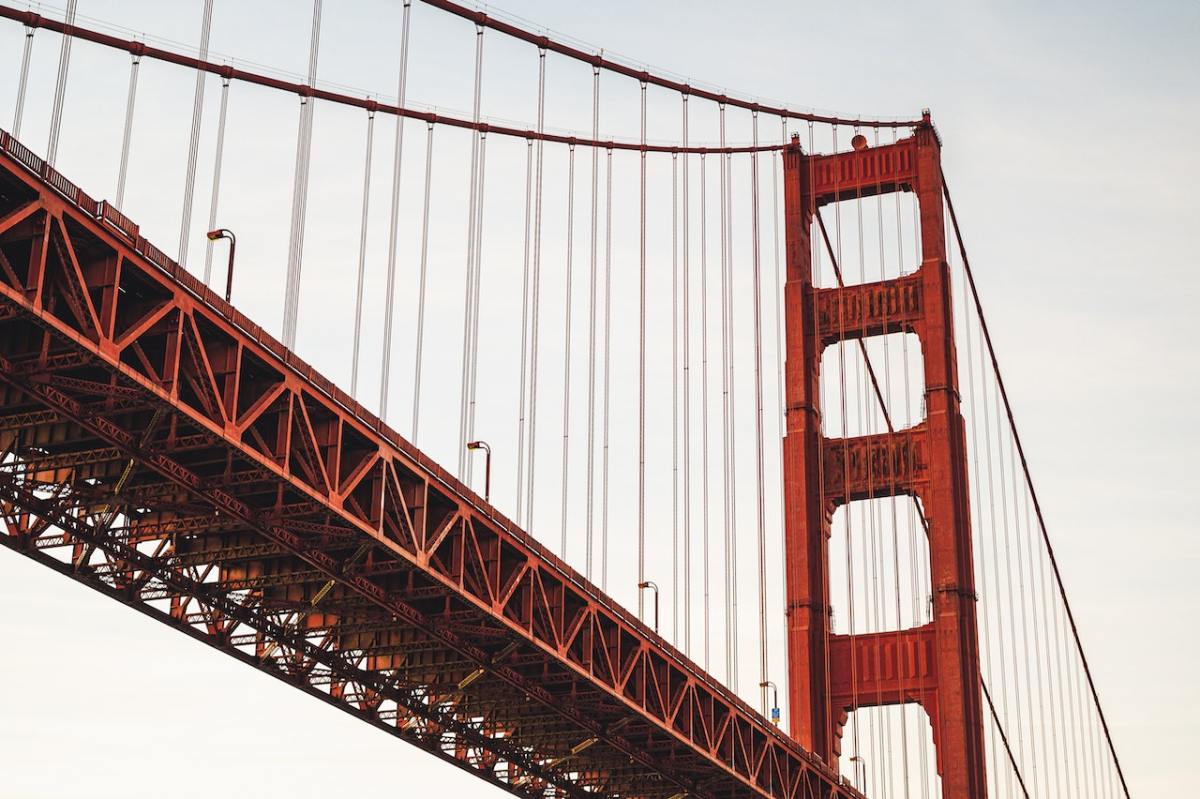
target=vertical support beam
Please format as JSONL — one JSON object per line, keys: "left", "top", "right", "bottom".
{"left": 912, "top": 119, "right": 989, "bottom": 799}
{"left": 781, "top": 116, "right": 988, "bottom": 797}
{"left": 781, "top": 136, "right": 834, "bottom": 763}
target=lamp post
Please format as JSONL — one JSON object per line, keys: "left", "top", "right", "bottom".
{"left": 758, "top": 680, "right": 780, "bottom": 726}
{"left": 466, "top": 440, "right": 491, "bottom": 502}
{"left": 848, "top": 755, "right": 868, "bottom": 790}
{"left": 637, "top": 580, "right": 659, "bottom": 633}
{"left": 206, "top": 228, "right": 236, "bottom": 303}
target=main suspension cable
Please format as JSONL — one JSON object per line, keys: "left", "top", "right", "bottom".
{"left": 177, "top": 0, "right": 215, "bottom": 268}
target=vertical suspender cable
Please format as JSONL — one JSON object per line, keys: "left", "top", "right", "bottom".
{"left": 410, "top": 123, "right": 436, "bottom": 442}
{"left": 750, "top": 110, "right": 769, "bottom": 716}
{"left": 465, "top": 133, "right": 488, "bottom": 469}
{"left": 178, "top": 0, "right": 216, "bottom": 267}
{"left": 585, "top": 66, "right": 600, "bottom": 578}
{"left": 559, "top": 143, "right": 577, "bottom": 555}
{"left": 525, "top": 47, "right": 548, "bottom": 532}
{"left": 718, "top": 103, "right": 737, "bottom": 688}
{"left": 458, "top": 24, "right": 485, "bottom": 479}
{"left": 45, "top": 0, "right": 78, "bottom": 165}
{"left": 700, "top": 151, "right": 711, "bottom": 670}
{"left": 681, "top": 94, "right": 692, "bottom": 655}
{"left": 349, "top": 108, "right": 376, "bottom": 396}
{"left": 12, "top": 24, "right": 34, "bottom": 137}
{"left": 378, "top": 0, "right": 413, "bottom": 418}
{"left": 671, "top": 147, "right": 679, "bottom": 642}
{"left": 201, "top": 77, "right": 232, "bottom": 285}
{"left": 114, "top": 52, "right": 142, "bottom": 209}
{"left": 601, "top": 145, "right": 613, "bottom": 590}
{"left": 281, "top": 0, "right": 323, "bottom": 347}
{"left": 637, "top": 80, "right": 647, "bottom": 620}
{"left": 515, "top": 137, "right": 534, "bottom": 524}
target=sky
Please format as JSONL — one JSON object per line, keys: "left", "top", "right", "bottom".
{"left": 0, "top": 0, "right": 1197, "bottom": 796}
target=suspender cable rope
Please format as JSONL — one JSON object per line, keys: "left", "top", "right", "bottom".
{"left": 410, "top": 123, "right": 436, "bottom": 443}
{"left": 681, "top": 94, "right": 692, "bottom": 655}
{"left": 699, "top": 151, "right": 711, "bottom": 670}
{"left": 750, "top": 110, "right": 770, "bottom": 717}
{"left": 281, "top": 0, "right": 323, "bottom": 348}
{"left": 177, "top": 0, "right": 215, "bottom": 267}
{"left": 378, "top": 0, "right": 413, "bottom": 419}
{"left": 114, "top": 51, "right": 142, "bottom": 209}
{"left": 349, "top": 108, "right": 377, "bottom": 397}
{"left": 585, "top": 65, "right": 600, "bottom": 579}
{"left": 44, "top": 0, "right": 78, "bottom": 165}
{"left": 11, "top": 23, "right": 33, "bottom": 137}
{"left": 201, "top": 76, "right": 232, "bottom": 285}
{"left": 943, "top": 175, "right": 1133, "bottom": 799}
{"left": 466, "top": 132, "right": 488, "bottom": 475}
{"left": 718, "top": 103, "right": 738, "bottom": 689}
{"left": 637, "top": 79, "right": 647, "bottom": 620}
{"left": 559, "top": 142, "right": 576, "bottom": 556}
{"left": 671, "top": 147, "right": 679, "bottom": 643}
{"left": 601, "top": 144, "right": 613, "bottom": 590}
{"left": 515, "top": 137, "right": 534, "bottom": 524}
{"left": 458, "top": 23, "right": 485, "bottom": 480}
{"left": 524, "top": 47, "right": 547, "bottom": 533}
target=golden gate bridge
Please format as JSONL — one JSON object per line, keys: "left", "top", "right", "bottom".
{"left": 0, "top": 2, "right": 1131, "bottom": 797}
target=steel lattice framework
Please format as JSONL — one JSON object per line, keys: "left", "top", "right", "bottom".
{"left": 0, "top": 129, "right": 866, "bottom": 799}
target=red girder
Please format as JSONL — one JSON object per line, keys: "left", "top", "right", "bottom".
{"left": 0, "top": 128, "right": 861, "bottom": 799}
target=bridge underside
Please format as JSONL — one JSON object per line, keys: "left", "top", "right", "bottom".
{"left": 0, "top": 131, "right": 858, "bottom": 799}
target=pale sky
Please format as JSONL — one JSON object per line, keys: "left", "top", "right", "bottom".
{"left": 0, "top": 0, "right": 1196, "bottom": 796}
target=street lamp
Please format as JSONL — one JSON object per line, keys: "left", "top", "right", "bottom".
{"left": 848, "top": 755, "right": 868, "bottom": 790}
{"left": 206, "top": 228, "right": 236, "bottom": 303}
{"left": 637, "top": 580, "right": 659, "bottom": 633}
{"left": 758, "top": 680, "right": 780, "bottom": 726}
{"left": 466, "top": 440, "right": 491, "bottom": 502}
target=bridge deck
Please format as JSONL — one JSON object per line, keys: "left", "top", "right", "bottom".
{"left": 0, "top": 129, "right": 859, "bottom": 799}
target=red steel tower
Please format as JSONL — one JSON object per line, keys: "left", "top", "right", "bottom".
{"left": 781, "top": 114, "right": 988, "bottom": 798}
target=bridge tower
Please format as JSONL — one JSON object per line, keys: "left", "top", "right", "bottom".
{"left": 780, "top": 115, "right": 988, "bottom": 798}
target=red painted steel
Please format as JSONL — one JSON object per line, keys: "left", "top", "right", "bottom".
{"left": 780, "top": 116, "right": 988, "bottom": 797}
{"left": 0, "top": 128, "right": 864, "bottom": 798}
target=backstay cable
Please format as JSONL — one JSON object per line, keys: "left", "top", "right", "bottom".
{"left": 378, "top": 0, "right": 413, "bottom": 418}
{"left": 178, "top": 0, "right": 215, "bottom": 267}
